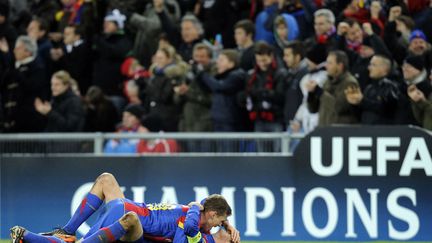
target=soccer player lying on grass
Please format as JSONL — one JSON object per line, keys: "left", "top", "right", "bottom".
{"left": 10, "top": 172, "right": 240, "bottom": 243}
{"left": 11, "top": 201, "right": 234, "bottom": 243}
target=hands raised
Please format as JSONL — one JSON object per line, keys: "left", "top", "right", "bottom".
{"left": 345, "top": 85, "right": 363, "bottom": 105}
{"left": 407, "top": 85, "right": 426, "bottom": 102}
{"left": 34, "top": 98, "right": 52, "bottom": 115}
{"left": 305, "top": 80, "right": 318, "bottom": 92}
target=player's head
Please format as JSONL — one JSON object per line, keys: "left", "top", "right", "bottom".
{"left": 202, "top": 194, "right": 232, "bottom": 231}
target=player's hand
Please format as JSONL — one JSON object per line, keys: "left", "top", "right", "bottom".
{"left": 224, "top": 223, "right": 240, "bottom": 243}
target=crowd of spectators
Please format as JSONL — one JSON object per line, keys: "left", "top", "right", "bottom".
{"left": 0, "top": 0, "right": 431, "bottom": 153}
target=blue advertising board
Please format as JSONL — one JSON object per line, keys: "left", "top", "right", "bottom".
{"left": 1, "top": 126, "right": 431, "bottom": 241}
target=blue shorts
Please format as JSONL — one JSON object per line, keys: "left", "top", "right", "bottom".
{"left": 84, "top": 198, "right": 128, "bottom": 239}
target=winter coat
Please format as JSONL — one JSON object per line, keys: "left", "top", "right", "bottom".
{"left": 84, "top": 97, "right": 119, "bottom": 132}
{"left": 395, "top": 71, "right": 432, "bottom": 125}
{"left": 199, "top": 68, "right": 246, "bottom": 126}
{"left": 411, "top": 98, "right": 432, "bottom": 130}
{"left": 359, "top": 77, "right": 401, "bottom": 124}
{"left": 45, "top": 88, "right": 85, "bottom": 132}
{"left": 255, "top": 4, "right": 278, "bottom": 44}
{"left": 238, "top": 45, "right": 255, "bottom": 73}
{"left": 284, "top": 59, "right": 308, "bottom": 123}
{"left": 144, "top": 62, "right": 188, "bottom": 131}
{"left": 52, "top": 41, "right": 93, "bottom": 94}
{"left": 273, "top": 13, "right": 299, "bottom": 58}
{"left": 308, "top": 71, "right": 360, "bottom": 126}
{"left": 176, "top": 66, "right": 213, "bottom": 132}
{"left": 92, "top": 32, "right": 132, "bottom": 96}
{"left": 244, "top": 63, "right": 286, "bottom": 123}
{"left": 129, "top": 5, "right": 162, "bottom": 67}
{"left": 0, "top": 55, "right": 48, "bottom": 132}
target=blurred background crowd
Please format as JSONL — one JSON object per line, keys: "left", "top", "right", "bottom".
{"left": 0, "top": 0, "right": 431, "bottom": 153}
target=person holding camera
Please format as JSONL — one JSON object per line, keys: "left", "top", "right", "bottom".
{"left": 143, "top": 45, "right": 188, "bottom": 132}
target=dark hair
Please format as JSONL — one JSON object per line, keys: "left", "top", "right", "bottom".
{"left": 86, "top": 86, "right": 106, "bottom": 105}
{"left": 329, "top": 50, "right": 349, "bottom": 71}
{"left": 254, "top": 41, "right": 273, "bottom": 56}
{"left": 66, "top": 24, "right": 84, "bottom": 37}
{"left": 193, "top": 43, "right": 213, "bottom": 58}
{"left": 234, "top": 19, "right": 255, "bottom": 38}
{"left": 32, "top": 17, "right": 49, "bottom": 33}
{"left": 204, "top": 194, "right": 232, "bottom": 216}
{"left": 285, "top": 41, "right": 305, "bottom": 58}
{"left": 343, "top": 18, "right": 360, "bottom": 28}
{"left": 220, "top": 49, "right": 239, "bottom": 67}
{"left": 396, "top": 15, "right": 415, "bottom": 31}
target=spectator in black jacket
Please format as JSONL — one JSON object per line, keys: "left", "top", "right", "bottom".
{"left": 0, "top": 35, "right": 48, "bottom": 132}
{"left": 242, "top": 41, "right": 285, "bottom": 133}
{"left": 397, "top": 55, "right": 432, "bottom": 126}
{"left": 282, "top": 41, "right": 308, "bottom": 126}
{"left": 50, "top": 24, "right": 92, "bottom": 95}
{"left": 92, "top": 9, "right": 132, "bottom": 112}
{"left": 234, "top": 19, "right": 255, "bottom": 73}
{"left": 34, "top": 70, "right": 85, "bottom": 132}
{"left": 337, "top": 20, "right": 391, "bottom": 91}
{"left": 345, "top": 54, "right": 401, "bottom": 124}
{"left": 198, "top": 49, "right": 246, "bottom": 132}
{"left": 144, "top": 46, "right": 188, "bottom": 132}
{"left": 0, "top": 1, "right": 17, "bottom": 49}
{"left": 84, "top": 86, "right": 119, "bottom": 132}
{"left": 26, "top": 17, "right": 52, "bottom": 68}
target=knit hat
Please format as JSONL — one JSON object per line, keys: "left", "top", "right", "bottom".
{"left": 306, "top": 44, "right": 327, "bottom": 64}
{"left": 105, "top": 9, "right": 126, "bottom": 29}
{"left": 404, "top": 55, "right": 425, "bottom": 71}
{"left": 124, "top": 104, "right": 145, "bottom": 119}
{"left": 409, "top": 29, "right": 427, "bottom": 43}
{"left": 141, "top": 114, "right": 163, "bottom": 132}
{"left": 121, "top": 57, "right": 136, "bottom": 76}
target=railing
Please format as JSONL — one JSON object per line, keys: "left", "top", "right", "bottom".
{"left": 0, "top": 132, "right": 305, "bottom": 156}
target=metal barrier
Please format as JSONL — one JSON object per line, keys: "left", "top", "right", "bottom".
{"left": 0, "top": 132, "right": 305, "bottom": 156}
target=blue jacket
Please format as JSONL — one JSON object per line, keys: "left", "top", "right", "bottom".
{"left": 255, "top": 4, "right": 278, "bottom": 44}
{"left": 200, "top": 68, "right": 246, "bottom": 125}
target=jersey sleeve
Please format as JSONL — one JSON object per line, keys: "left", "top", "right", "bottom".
{"left": 183, "top": 205, "right": 201, "bottom": 240}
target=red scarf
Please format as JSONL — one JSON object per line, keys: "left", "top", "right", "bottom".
{"left": 246, "top": 59, "right": 277, "bottom": 122}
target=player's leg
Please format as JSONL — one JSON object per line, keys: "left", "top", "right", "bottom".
{"left": 10, "top": 226, "right": 70, "bottom": 243}
{"left": 46, "top": 173, "right": 125, "bottom": 236}
{"left": 81, "top": 212, "right": 143, "bottom": 243}
{"left": 42, "top": 173, "right": 125, "bottom": 237}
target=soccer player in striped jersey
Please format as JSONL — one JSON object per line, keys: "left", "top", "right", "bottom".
{"left": 10, "top": 173, "right": 239, "bottom": 243}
